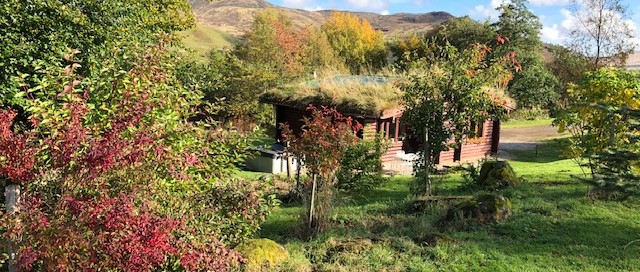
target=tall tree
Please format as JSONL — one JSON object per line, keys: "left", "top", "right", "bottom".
{"left": 567, "top": 0, "right": 636, "bottom": 69}
{"left": 493, "top": 0, "right": 560, "bottom": 108}
{"left": 322, "top": 12, "right": 387, "bottom": 73}
{"left": 236, "top": 10, "right": 308, "bottom": 80}
{"left": 389, "top": 17, "right": 495, "bottom": 71}
{"left": 428, "top": 16, "right": 496, "bottom": 51}
{"left": 493, "top": 0, "right": 543, "bottom": 53}
{"left": 302, "top": 27, "right": 345, "bottom": 73}
{"left": 402, "top": 42, "right": 518, "bottom": 195}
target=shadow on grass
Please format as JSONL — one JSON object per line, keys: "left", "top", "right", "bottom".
{"left": 259, "top": 169, "right": 640, "bottom": 270}
{"left": 468, "top": 213, "right": 640, "bottom": 268}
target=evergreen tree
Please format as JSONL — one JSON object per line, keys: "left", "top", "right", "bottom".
{"left": 589, "top": 105, "right": 640, "bottom": 199}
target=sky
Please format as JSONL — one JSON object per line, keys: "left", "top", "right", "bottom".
{"left": 266, "top": 0, "right": 640, "bottom": 45}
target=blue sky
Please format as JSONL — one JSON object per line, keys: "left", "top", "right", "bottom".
{"left": 266, "top": 0, "right": 640, "bottom": 45}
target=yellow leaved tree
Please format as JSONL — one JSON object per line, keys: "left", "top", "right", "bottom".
{"left": 554, "top": 68, "right": 640, "bottom": 177}
{"left": 322, "top": 12, "right": 387, "bottom": 73}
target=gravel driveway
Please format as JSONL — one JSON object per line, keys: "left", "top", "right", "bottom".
{"left": 498, "top": 124, "right": 565, "bottom": 158}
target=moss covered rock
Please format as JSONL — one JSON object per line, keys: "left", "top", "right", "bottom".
{"left": 444, "top": 193, "right": 512, "bottom": 224}
{"left": 236, "top": 238, "right": 289, "bottom": 272}
{"left": 478, "top": 161, "right": 521, "bottom": 188}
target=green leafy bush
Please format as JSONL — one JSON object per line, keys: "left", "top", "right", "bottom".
{"left": 336, "top": 134, "right": 389, "bottom": 193}
{"left": 0, "top": 0, "right": 194, "bottom": 109}
{"left": 175, "top": 50, "right": 276, "bottom": 129}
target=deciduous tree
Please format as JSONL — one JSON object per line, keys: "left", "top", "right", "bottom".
{"left": 322, "top": 12, "right": 387, "bottom": 73}
{"left": 402, "top": 42, "right": 518, "bottom": 195}
{"left": 427, "top": 16, "right": 495, "bottom": 51}
{"left": 281, "top": 106, "right": 361, "bottom": 234}
{"left": 493, "top": 0, "right": 560, "bottom": 108}
{"left": 567, "top": 0, "right": 636, "bottom": 68}
{"left": 554, "top": 68, "right": 640, "bottom": 177}
{"left": 236, "top": 10, "right": 308, "bottom": 80}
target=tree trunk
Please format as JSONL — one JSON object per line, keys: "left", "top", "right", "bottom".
{"left": 286, "top": 153, "right": 292, "bottom": 179}
{"left": 5, "top": 184, "right": 20, "bottom": 272}
{"left": 308, "top": 174, "right": 317, "bottom": 230}
{"left": 424, "top": 127, "right": 431, "bottom": 196}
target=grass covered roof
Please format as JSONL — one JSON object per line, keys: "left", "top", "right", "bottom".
{"left": 262, "top": 75, "right": 403, "bottom": 117}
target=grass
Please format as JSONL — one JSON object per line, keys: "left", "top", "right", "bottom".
{"left": 262, "top": 75, "right": 403, "bottom": 117}
{"left": 502, "top": 118, "right": 553, "bottom": 129}
{"left": 179, "top": 23, "right": 238, "bottom": 56}
{"left": 257, "top": 139, "right": 640, "bottom": 271}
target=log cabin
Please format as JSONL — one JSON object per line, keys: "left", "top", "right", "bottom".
{"left": 259, "top": 75, "right": 510, "bottom": 171}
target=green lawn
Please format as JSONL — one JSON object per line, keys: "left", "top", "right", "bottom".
{"left": 258, "top": 139, "right": 640, "bottom": 271}
{"left": 502, "top": 118, "right": 554, "bottom": 129}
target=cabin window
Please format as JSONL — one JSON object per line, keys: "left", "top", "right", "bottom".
{"left": 453, "top": 146, "right": 462, "bottom": 162}
{"left": 468, "top": 120, "right": 485, "bottom": 143}
{"left": 356, "top": 118, "right": 365, "bottom": 139}
{"left": 378, "top": 117, "right": 404, "bottom": 142}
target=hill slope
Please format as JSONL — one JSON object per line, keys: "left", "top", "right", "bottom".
{"left": 180, "top": 23, "right": 239, "bottom": 54}
{"left": 188, "top": 0, "right": 453, "bottom": 37}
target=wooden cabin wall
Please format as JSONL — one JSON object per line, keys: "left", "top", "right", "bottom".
{"left": 438, "top": 119, "right": 496, "bottom": 164}
{"left": 274, "top": 105, "right": 499, "bottom": 165}
{"left": 366, "top": 119, "right": 406, "bottom": 163}
{"left": 362, "top": 119, "right": 377, "bottom": 139}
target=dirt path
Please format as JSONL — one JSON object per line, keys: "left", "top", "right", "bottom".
{"left": 501, "top": 124, "right": 562, "bottom": 143}
{"left": 498, "top": 125, "right": 565, "bottom": 159}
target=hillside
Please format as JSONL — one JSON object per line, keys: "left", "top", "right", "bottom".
{"left": 179, "top": 23, "right": 238, "bottom": 55}
{"left": 188, "top": 0, "right": 453, "bottom": 37}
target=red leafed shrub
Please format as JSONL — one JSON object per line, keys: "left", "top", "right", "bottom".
{"left": 281, "top": 105, "right": 361, "bottom": 234}
{"left": 0, "top": 110, "right": 38, "bottom": 185}
{"left": 281, "top": 105, "right": 362, "bottom": 176}
{"left": 0, "top": 45, "right": 262, "bottom": 271}
{"left": 0, "top": 97, "right": 243, "bottom": 270}
{"left": 13, "top": 194, "right": 177, "bottom": 271}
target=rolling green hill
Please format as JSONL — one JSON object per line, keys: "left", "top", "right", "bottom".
{"left": 182, "top": 0, "right": 453, "bottom": 57}
{"left": 179, "top": 23, "right": 239, "bottom": 56}
{"left": 188, "top": 0, "right": 453, "bottom": 37}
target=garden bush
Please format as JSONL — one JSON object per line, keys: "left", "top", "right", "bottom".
{"left": 336, "top": 134, "right": 389, "bottom": 193}
{"left": 506, "top": 107, "right": 550, "bottom": 121}
{"left": 0, "top": 43, "right": 273, "bottom": 271}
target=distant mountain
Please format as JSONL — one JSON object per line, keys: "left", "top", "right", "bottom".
{"left": 188, "top": 0, "right": 454, "bottom": 37}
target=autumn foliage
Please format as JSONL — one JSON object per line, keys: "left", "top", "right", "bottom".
{"left": 0, "top": 44, "right": 272, "bottom": 271}
{"left": 281, "top": 105, "right": 361, "bottom": 233}
{"left": 322, "top": 12, "right": 387, "bottom": 73}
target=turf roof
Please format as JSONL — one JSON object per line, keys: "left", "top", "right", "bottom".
{"left": 262, "top": 75, "right": 404, "bottom": 117}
